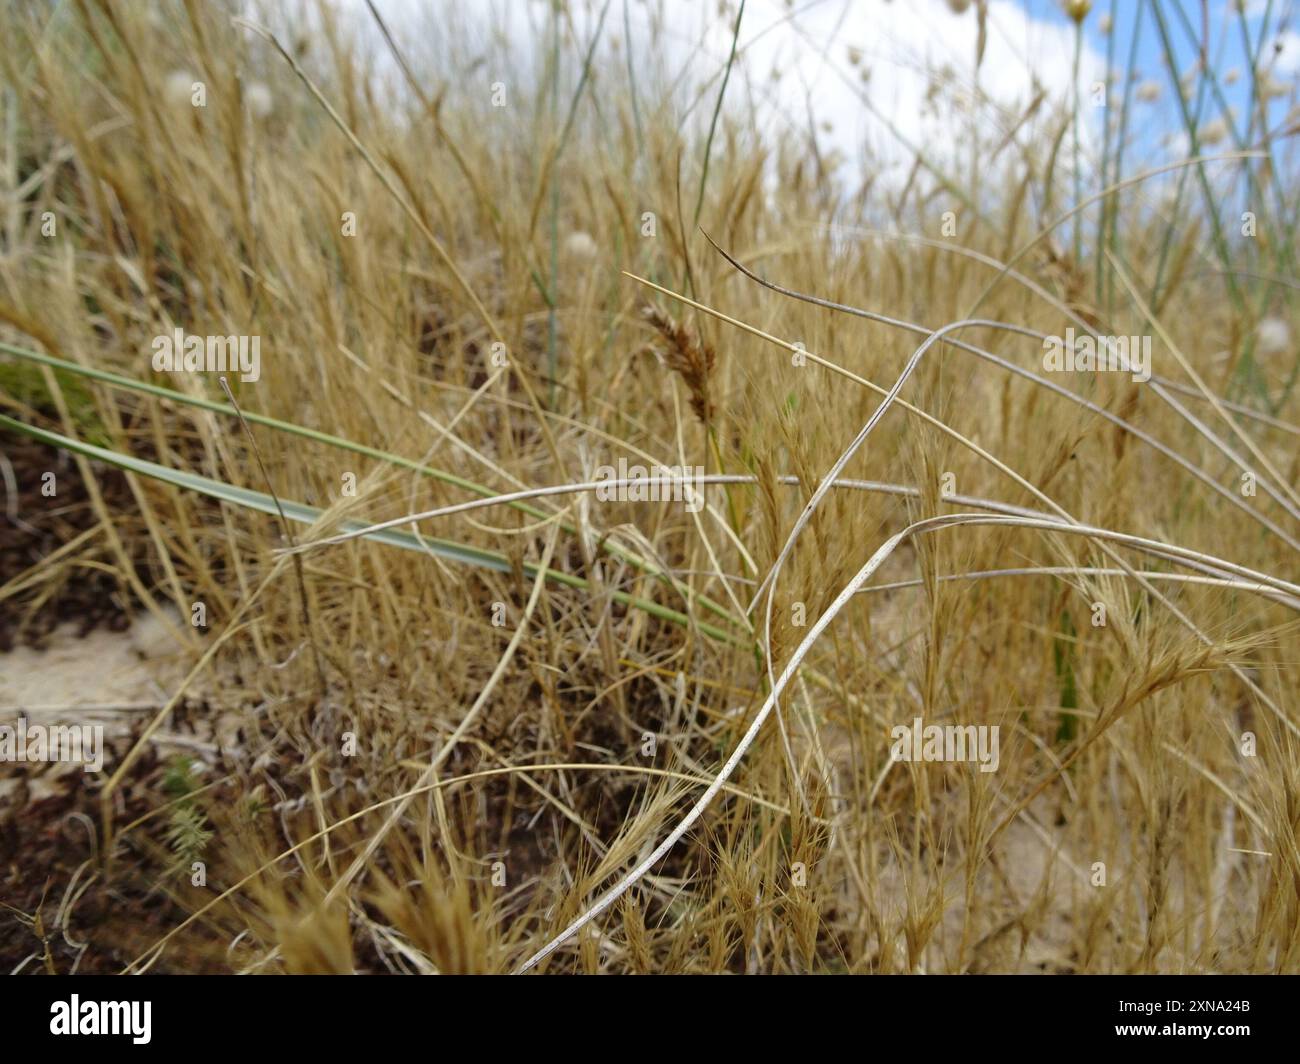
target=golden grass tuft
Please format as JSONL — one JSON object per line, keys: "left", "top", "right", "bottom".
{"left": 0, "top": 0, "right": 1298, "bottom": 976}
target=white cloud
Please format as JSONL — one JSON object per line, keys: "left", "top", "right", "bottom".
{"left": 712, "top": 0, "right": 1106, "bottom": 174}
{"left": 1237, "top": 0, "right": 1275, "bottom": 18}
{"left": 343, "top": 0, "right": 1107, "bottom": 187}
{"left": 1269, "top": 29, "right": 1300, "bottom": 75}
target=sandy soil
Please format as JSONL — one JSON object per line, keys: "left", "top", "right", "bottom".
{"left": 0, "top": 611, "right": 188, "bottom": 801}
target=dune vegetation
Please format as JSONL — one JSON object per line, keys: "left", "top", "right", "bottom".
{"left": 2, "top": 0, "right": 1299, "bottom": 974}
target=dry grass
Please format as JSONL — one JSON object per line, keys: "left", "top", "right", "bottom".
{"left": 1, "top": 0, "right": 1299, "bottom": 974}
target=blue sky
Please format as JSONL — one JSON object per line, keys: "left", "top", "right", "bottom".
{"left": 1039, "top": 0, "right": 1298, "bottom": 146}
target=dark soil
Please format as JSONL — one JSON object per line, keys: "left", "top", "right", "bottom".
{"left": 0, "top": 425, "right": 149, "bottom": 651}
{"left": 0, "top": 718, "right": 220, "bottom": 974}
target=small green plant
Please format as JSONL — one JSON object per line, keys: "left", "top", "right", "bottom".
{"left": 1053, "top": 609, "right": 1079, "bottom": 744}
{"left": 0, "top": 358, "right": 108, "bottom": 445}
{"left": 162, "top": 756, "right": 212, "bottom": 877}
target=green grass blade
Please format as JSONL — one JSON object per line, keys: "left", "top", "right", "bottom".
{"left": 0, "top": 340, "right": 745, "bottom": 634}
{"left": 0, "top": 413, "right": 741, "bottom": 646}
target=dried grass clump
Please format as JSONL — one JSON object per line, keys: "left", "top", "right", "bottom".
{"left": 1, "top": 0, "right": 1299, "bottom": 976}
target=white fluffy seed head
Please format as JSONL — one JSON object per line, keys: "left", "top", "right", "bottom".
{"left": 165, "top": 70, "right": 197, "bottom": 107}
{"left": 1198, "top": 118, "right": 1229, "bottom": 145}
{"left": 564, "top": 231, "right": 598, "bottom": 261}
{"left": 1258, "top": 74, "right": 1289, "bottom": 100}
{"left": 245, "top": 81, "right": 273, "bottom": 119}
{"left": 1257, "top": 317, "right": 1292, "bottom": 358}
